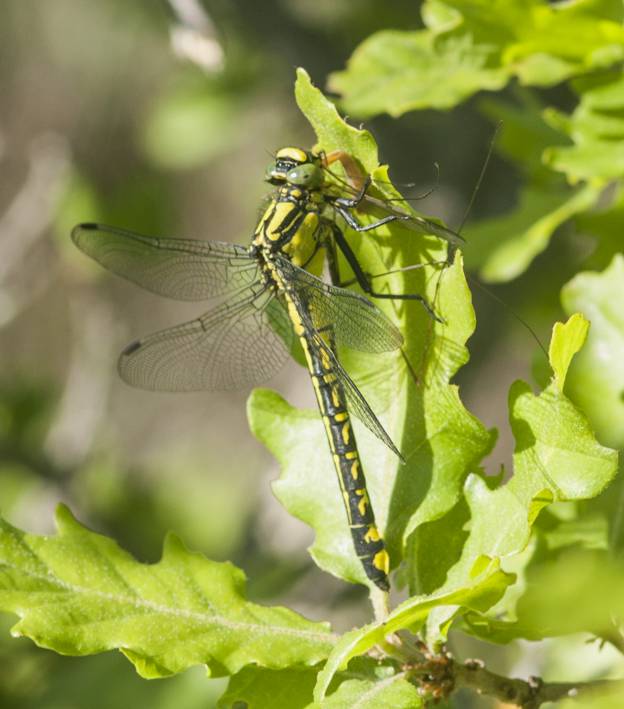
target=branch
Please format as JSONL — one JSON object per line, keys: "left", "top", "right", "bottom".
{"left": 398, "top": 643, "right": 623, "bottom": 707}
{"left": 453, "top": 658, "right": 623, "bottom": 708}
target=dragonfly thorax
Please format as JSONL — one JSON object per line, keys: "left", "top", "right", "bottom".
{"left": 253, "top": 183, "right": 325, "bottom": 275}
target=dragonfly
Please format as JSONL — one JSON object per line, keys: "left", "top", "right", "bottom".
{"left": 71, "top": 146, "right": 462, "bottom": 591}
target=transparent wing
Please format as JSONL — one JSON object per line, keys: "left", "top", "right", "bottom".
{"left": 322, "top": 167, "right": 464, "bottom": 246}
{"left": 286, "top": 283, "right": 402, "bottom": 458}
{"left": 278, "top": 258, "right": 403, "bottom": 353}
{"left": 310, "top": 330, "right": 402, "bottom": 459}
{"left": 71, "top": 223, "right": 259, "bottom": 300}
{"left": 118, "top": 285, "right": 293, "bottom": 391}
{"left": 359, "top": 194, "right": 465, "bottom": 246}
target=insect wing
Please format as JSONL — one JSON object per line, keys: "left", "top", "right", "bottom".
{"left": 311, "top": 332, "right": 402, "bottom": 460}
{"left": 321, "top": 166, "right": 464, "bottom": 246}
{"left": 118, "top": 286, "right": 293, "bottom": 391}
{"left": 358, "top": 194, "right": 465, "bottom": 246}
{"left": 279, "top": 259, "right": 403, "bottom": 353}
{"left": 71, "top": 223, "right": 259, "bottom": 301}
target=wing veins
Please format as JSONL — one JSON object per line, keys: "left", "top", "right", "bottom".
{"left": 71, "top": 223, "right": 259, "bottom": 301}
{"left": 118, "top": 285, "right": 293, "bottom": 391}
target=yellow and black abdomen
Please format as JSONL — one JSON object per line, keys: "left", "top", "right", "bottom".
{"left": 259, "top": 190, "right": 390, "bottom": 591}
{"left": 279, "top": 287, "right": 390, "bottom": 590}
{"left": 303, "top": 325, "right": 389, "bottom": 590}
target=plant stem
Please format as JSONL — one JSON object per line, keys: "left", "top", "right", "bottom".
{"left": 369, "top": 586, "right": 389, "bottom": 622}
{"left": 452, "top": 658, "right": 623, "bottom": 707}
{"left": 392, "top": 641, "right": 623, "bottom": 707}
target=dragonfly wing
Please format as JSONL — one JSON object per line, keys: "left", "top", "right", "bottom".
{"left": 71, "top": 223, "right": 259, "bottom": 300}
{"left": 118, "top": 286, "right": 293, "bottom": 391}
{"left": 359, "top": 195, "right": 465, "bottom": 246}
{"left": 310, "top": 332, "right": 402, "bottom": 460}
{"left": 287, "top": 283, "right": 401, "bottom": 457}
{"left": 402, "top": 214, "right": 465, "bottom": 246}
{"left": 278, "top": 258, "right": 403, "bottom": 353}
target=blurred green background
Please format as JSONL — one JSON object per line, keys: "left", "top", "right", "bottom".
{"left": 0, "top": 1, "right": 614, "bottom": 707}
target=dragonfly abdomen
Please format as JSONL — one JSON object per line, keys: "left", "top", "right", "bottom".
{"left": 294, "top": 313, "right": 390, "bottom": 591}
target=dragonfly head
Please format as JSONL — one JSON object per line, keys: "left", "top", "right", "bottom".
{"left": 265, "top": 147, "right": 323, "bottom": 189}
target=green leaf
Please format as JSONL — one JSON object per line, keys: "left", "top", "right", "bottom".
{"left": 407, "top": 316, "right": 617, "bottom": 642}
{"left": 0, "top": 506, "right": 334, "bottom": 679}
{"left": 437, "top": 281, "right": 619, "bottom": 646}
{"left": 219, "top": 667, "right": 318, "bottom": 709}
{"left": 508, "top": 378, "right": 616, "bottom": 501}
{"left": 249, "top": 70, "right": 493, "bottom": 589}
{"left": 294, "top": 68, "right": 379, "bottom": 172}
{"left": 328, "top": 31, "right": 508, "bottom": 118}
{"left": 248, "top": 388, "right": 367, "bottom": 587}
{"left": 465, "top": 549, "right": 624, "bottom": 642}
{"left": 546, "top": 140, "right": 624, "bottom": 182}
{"left": 576, "top": 184, "right": 624, "bottom": 272}
{"left": 540, "top": 510, "right": 609, "bottom": 552}
{"left": 220, "top": 658, "right": 421, "bottom": 709}
{"left": 319, "top": 672, "right": 422, "bottom": 709}
{"left": 463, "top": 182, "right": 600, "bottom": 282}
{"left": 329, "top": 0, "right": 624, "bottom": 118}
{"left": 446, "top": 0, "right": 624, "bottom": 82}
{"left": 562, "top": 254, "right": 624, "bottom": 448}
{"left": 549, "top": 313, "right": 589, "bottom": 392}
{"left": 313, "top": 566, "right": 513, "bottom": 702}
{"left": 543, "top": 73, "right": 624, "bottom": 182}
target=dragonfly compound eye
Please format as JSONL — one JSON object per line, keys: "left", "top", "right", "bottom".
{"left": 264, "top": 160, "right": 285, "bottom": 184}
{"left": 286, "top": 163, "right": 322, "bottom": 188}
{"left": 265, "top": 157, "right": 300, "bottom": 185}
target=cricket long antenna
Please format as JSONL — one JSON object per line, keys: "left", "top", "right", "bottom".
{"left": 456, "top": 121, "right": 502, "bottom": 234}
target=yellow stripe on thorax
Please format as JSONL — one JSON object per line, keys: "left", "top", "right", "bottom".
{"left": 282, "top": 211, "right": 320, "bottom": 268}
{"left": 265, "top": 201, "right": 298, "bottom": 241}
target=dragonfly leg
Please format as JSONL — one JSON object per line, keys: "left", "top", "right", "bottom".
{"left": 329, "top": 223, "right": 443, "bottom": 323}
{"left": 323, "top": 226, "right": 375, "bottom": 292}
{"left": 300, "top": 240, "right": 323, "bottom": 270}
{"left": 324, "top": 222, "right": 393, "bottom": 289}
{"left": 323, "top": 229, "right": 344, "bottom": 287}
{"left": 327, "top": 167, "right": 413, "bottom": 231}
{"left": 335, "top": 204, "right": 410, "bottom": 233}
{"left": 333, "top": 174, "right": 371, "bottom": 209}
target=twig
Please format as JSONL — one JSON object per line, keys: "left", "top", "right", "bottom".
{"left": 391, "top": 640, "right": 623, "bottom": 707}
{"left": 453, "top": 657, "right": 622, "bottom": 707}
{"left": 369, "top": 585, "right": 389, "bottom": 622}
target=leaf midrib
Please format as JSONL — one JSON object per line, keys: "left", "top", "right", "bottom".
{"left": 0, "top": 560, "right": 337, "bottom": 644}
